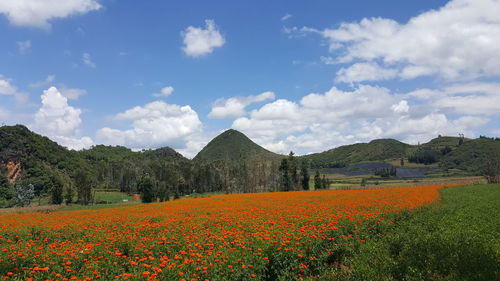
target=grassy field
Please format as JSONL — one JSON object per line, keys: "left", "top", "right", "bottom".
{"left": 313, "top": 184, "right": 500, "bottom": 281}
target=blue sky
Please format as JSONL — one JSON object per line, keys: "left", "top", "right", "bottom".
{"left": 1, "top": 0, "right": 499, "bottom": 157}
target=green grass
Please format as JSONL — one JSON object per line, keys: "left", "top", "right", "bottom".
{"left": 314, "top": 184, "right": 500, "bottom": 281}
{"left": 93, "top": 191, "right": 136, "bottom": 204}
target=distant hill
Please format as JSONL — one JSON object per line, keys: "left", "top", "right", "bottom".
{"left": 0, "top": 125, "right": 188, "bottom": 199}
{"left": 194, "top": 129, "right": 282, "bottom": 162}
{"left": 439, "top": 138, "right": 500, "bottom": 174}
{"left": 302, "top": 139, "right": 412, "bottom": 168}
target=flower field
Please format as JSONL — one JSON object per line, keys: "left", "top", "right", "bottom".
{"left": 0, "top": 185, "right": 448, "bottom": 281}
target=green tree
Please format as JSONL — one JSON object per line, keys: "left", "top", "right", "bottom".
{"left": 74, "top": 168, "right": 93, "bottom": 205}
{"left": 14, "top": 183, "right": 34, "bottom": 207}
{"left": 300, "top": 161, "right": 310, "bottom": 190}
{"left": 314, "top": 171, "right": 321, "bottom": 190}
{"left": 0, "top": 174, "right": 13, "bottom": 200}
{"left": 321, "top": 175, "right": 328, "bottom": 189}
{"left": 51, "top": 184, "right": 63, "bottom": 204}
{"left": 279, "top": 158, "right": 291, "bottom": 191}
{"left": 64, "top": 184, "right": 75, "bottom": 204}
{"left": 288, "top": 151, "right": 299, "bottom": 190}
{"left": 361, "top": 178, "right": 367, "bottom": 186}
{"left": 139, "top": 174, "right": 155, "bottom": 203}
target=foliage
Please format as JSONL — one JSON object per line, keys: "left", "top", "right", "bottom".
{"left": 74, "top": 168, "right": 94, "bottom": 205}
{"left": 279, "top": 158, "right": 291, "bottom": 191}
{"left": 408, "top": 148, "right": 441, "bottom": 164}
{"left": 0, "top": 173, "right": 12, "bottom": 200}
{"left": 14, "top": 183, "right": 34, "bottom": 207}
{"left": 193, "top": 129, "right": 280, "bottom": 162}
{"left": 439, "top": 138, "right": 500, "bottom": 174}
{"left": 303, "top": 139, "right": 411, "bottom": 169}
{"left": 300, "top": 161, "right": 310, "bottom": 190}
{"left": 138, "top": 174, "right": 155, "bottom": 203}
{"left": 374, "top": 167, "right": 397, "bottom": 178}
{"left": 327, "top": 184, "right": 500, "bottom": 281}
{"left": 483, "top": 157, "right": 500, "bottom": 183}
{"left": 63, "top": 184, "right": 75, "bottom": 204}
{"left": 314, "top": 171, "right": 322, "bottom": 189}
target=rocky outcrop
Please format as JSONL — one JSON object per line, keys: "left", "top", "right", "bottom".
{"left": 0, "top": 160, "right": 22, "bottom": 184}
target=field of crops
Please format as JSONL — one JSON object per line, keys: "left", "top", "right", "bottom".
{"left": 0, "top": 185, "right": 449, "bottom": 281}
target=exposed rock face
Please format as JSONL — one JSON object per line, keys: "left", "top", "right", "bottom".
{"left": 1, "top": 160, "right": 22, "bottom": 184}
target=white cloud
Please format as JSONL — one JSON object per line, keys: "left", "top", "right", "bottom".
{"left": 82, "top": 52, "right": 96, "bottom": 68}
{"left": 407, "top": 82, "right": 500, "bottom": 116}
{"left": 281, "top": 14, "right": 292, "bottom": 21}
{"left": 96, "top": 101, "right": 203, "bottom": 153}
{"left": 0, "top": 76, "right": 30, "bottom": 105}
{"left": 59, "top": 87, "right": 87, "bottom": 100}
{"left": 152, "top": 86, "right": 174, "bottom": 98}
{"left": 294, "top": 0, "right": 500, "bottom": 82}
{"left": 335, "top": 62, "right": 398, "bottom": 83}
{"left": 31, "top": 86, "right": 93, "bottom": 150}
{"left": 182, "top": 19, "right": 225, "bottom": 57}
{"left": 0, "top": 79, "right": 17, "bottom": 95}
{"left": 17, "top": 40, "right": 31, "bottom": 54}
{"left": 0, "top": 0, "right": 101, "bottom": 29}
{"left": 229, "top": 85, "right": 488, "bottom": 155}
{"left": 208, "top": 91, "right": 275, "bottom": 119}
{"left": 391, "top": 100, "right": 409, "bottom": 113}
{"left": 29, "top": 75, "right": 55, "bottom": 88}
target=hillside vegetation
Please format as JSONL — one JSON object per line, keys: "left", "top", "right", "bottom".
{"left": 194, "top": 129, "right": 281, "bottom": 162}
{"left": 302, "top": 139, "right": 412, "bottom": 168}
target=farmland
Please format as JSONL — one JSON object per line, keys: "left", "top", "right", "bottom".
{"left": 0, "top": 185, "right": 450, "bottom": 281}
{"left": 315, "top": 184, "right": 500, "bottom": 281}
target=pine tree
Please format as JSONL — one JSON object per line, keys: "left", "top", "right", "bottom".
{"left": 74, "top": 168, "right": 93, "bottom": 205}
{"left": 279, "top": 158, "right": 291, "bottom": 191}
{"left": 300, "top": 161, "right": 310, "bottom": 190}
{"left": 321, "top": 175, "right": 328, "bottom": 189}
{"left": 314, "top": 171, "right": 321, "bottom": 190}
{"left": 64, "top": 184, "right": 75, "bottom": 205}
{"left": 139, "top": 174, "right": 155, "bottom": 203}
{"left": 288, "top": 151, "right": 299, "bottom": 190}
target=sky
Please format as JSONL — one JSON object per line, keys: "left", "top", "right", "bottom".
{"left": 1, "top": 0, "right": 500, "bottom": 158}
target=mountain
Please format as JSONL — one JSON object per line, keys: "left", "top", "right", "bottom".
{"left": 0, "top": 125, "right": 188, "bottom": 199}
{"left": 302, "top": 139, "right": 412, "bottom": 168}
{"left": 194, "top": 129, "right": 282, "bottom": 162}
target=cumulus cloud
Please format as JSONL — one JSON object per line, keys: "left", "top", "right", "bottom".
{"left": 293, "top": 0, "right": 500, "bottom": 82}
{"left": 182, "top": 20, "right": 225, "bottom": 57}
{"left": 230, "top": 85, "right": 488, "bottom": 155}
{"left": 0, "top": 0, "right": 101, "bottom": 29}
{"left": 336, "top": 62, "right": 398, "bottom": 83}
{"left": 152, "top": 86, "right": 174, "bottom": 98}
{"left": 31, "top": 86, "right": 93, "bottom": 150}
{"left": 17, "top": 40, "right": 31, "bottom": 54}
{"left": 208, "top": 91, "right": 275, "bottom": 119}
{"left": 82, "top": 52, "right": 96, "bottom": 68}
{"left": 96, "top": 101, "right": 203, "bottom": 154}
